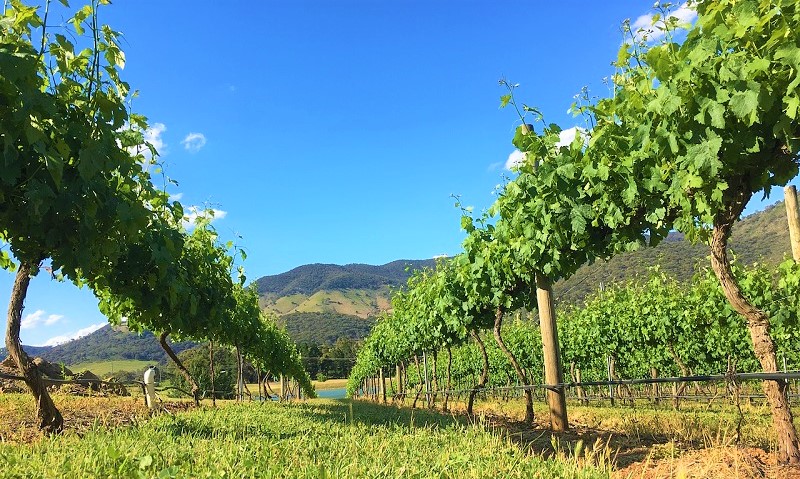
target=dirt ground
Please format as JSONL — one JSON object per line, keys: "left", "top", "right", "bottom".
{"left": 479, "top": 411, "right": 800, "bottom": 479}
{"left": 0, "top": 394, "right": 193, "bottom": 444}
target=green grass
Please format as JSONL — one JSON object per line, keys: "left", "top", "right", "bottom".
{"left": 69, "top": 359, "right": 154, "bottom": 377}
{"left": 0, "top": 399, "right": 609, "bottom": 478}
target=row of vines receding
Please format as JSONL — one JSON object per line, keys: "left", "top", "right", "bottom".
{"left": 0, "top": 0, "right": 314, "bottom": 433}
{"left": 348, "top": 0, "right": 800, "bottom": 464}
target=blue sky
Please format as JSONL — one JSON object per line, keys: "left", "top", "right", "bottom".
{"left": 1, "top": 1, "right": 793, "bottom": 347}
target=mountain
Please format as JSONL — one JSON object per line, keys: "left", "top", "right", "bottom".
{"left": 1, "top": 325, "right": 195, "bottom": 366}
{"left": 277, "top": 312, "right": 376, "bottom": 346}
{"left": 553, "top": 201, "right": 792, "bottom": 305}
{"left": 255, "top": 259, "right": 435, "bottom": 318}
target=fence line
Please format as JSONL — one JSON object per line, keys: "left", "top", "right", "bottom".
{"left": 356, "top": 370, "right": 800, "bottom": 402}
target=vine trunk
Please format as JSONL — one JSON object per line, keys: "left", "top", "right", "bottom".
{"left": 159, "top": 331, "right": 200, "bottom": 406}
{"left": 5, "top": 262, "right": 63, "bottom": 433}
{"left": 710, "top": 189, "right": 800, "bottom": 464}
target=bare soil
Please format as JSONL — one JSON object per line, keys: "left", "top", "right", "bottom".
{"left": 477, "top": 410, "right": 800, "bottom": 479}
{"left": 0, "top": 394, "right": 193, "bottom": 444}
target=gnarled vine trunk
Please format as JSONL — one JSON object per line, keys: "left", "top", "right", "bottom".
{"left": 412, "top": 355, "right": 424, "bottom": 409}
{"left": 492, "top": 306, "right": 534, "bottom": 424}
{"left": 430, "top": 351, "right": 438, "bottom": 407}
{"left": 443, "top": 347, "right": 452, "bottom": 412}
{"left": 235, "top": 345, "right": 243, "bottom": 402}
{"left": 467, "top": 330, "right": 489, "bottom": 416}
{"left": 710, "top": 191, "right": 800, "bottom": 464}
{"left": 159, "top": 331, "right": 200, "bottom": 406}
{"left": 668, "top": 342, "right": 690, "bottom": 410}
{"left": 5, "top": 262, "right": 63, "bottom": 433}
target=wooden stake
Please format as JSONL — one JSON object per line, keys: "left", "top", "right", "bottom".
{"left": 380, "top": 368, "right": 386, "bottom": 403}
{"left": 536, "top": 273, "right": 568, "bottom": 431}
{"left": 785, "top": 185, "right": 800, "bottom": 262}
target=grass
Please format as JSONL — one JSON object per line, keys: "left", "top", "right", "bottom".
{"left": 69, "top": 360, "right": 154, "bottom": 377}
{"left": 0, "top": 395, "right": 610, "bottom": 478}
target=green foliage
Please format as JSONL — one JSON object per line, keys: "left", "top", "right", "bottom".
{"left": 0, "top": 0, "right": 173, "bottom": 283}
{"left": 298, "top": 337, "right": 361, "bottom": 379}
{"left": 560, "top": 259, "right": 800, "bottom": 381}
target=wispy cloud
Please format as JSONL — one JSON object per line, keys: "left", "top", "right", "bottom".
{"left": 21, "top": 310, "right": 64, "bottom": 330}
{"left": 181, "top": 132, "right": 207, "bottom": 153}
{"left": 38, "top": 323, "right": 106, "bottom": 347}
{"left": 630, "top": 3, "right": 696, "bottom": 42}
{"left": 182, "top": 206, "right": 228, "bottom": 229}
{"left": 487, "top": 161, "right": 504, "bottom": 172}
{"left": 168, "top": 193, "right": 184, "bottom": 202}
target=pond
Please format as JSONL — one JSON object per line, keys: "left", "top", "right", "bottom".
{"left": 315, "top": 388, "right": 346, "bottom": 399}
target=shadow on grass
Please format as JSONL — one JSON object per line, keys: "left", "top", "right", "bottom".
{"left": 159, "top": 415, "right": 299, "bottom": 441}
{"left": 303, "top": 398, "right": 676, "bottom": 469}
{"left": 295, "top": 398, "right": 471, "bottom": 430}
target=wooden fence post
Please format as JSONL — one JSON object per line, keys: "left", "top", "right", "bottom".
{"left": 536, "top": 273, "right": 568, "bottom": 431}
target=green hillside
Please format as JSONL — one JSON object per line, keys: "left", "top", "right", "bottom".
{"left": 278, "top": 312, "right": 375, "bottom": 346}
{"left": 1, "top": 325, "right": 196, "bottom": 366}
{"left": 553, "top": 201, "right": 792, "bottom": 306}
{"left": 256, "top": 259, "right": 431, "bottom": 318}
{"left": 261, "top": 201, "right": 795, "bottom": 344}
{"left": 68, "top": 359, "right": 153, "bottom": 376}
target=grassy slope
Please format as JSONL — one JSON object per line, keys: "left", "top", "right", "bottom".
{"left": 69, "top": 359, "right": 153, "bottom": 376}
{"left": 264, "top": 289, "right": 391, "bottom": 318}
{"left": 0, "top": 397, "right": 607, "bottom": 478}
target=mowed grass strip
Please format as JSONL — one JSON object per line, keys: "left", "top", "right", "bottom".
{"left": 0, "top": 399, "right": 609, "bottom": 478}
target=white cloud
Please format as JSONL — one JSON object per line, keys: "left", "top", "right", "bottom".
{"left": 38, "top": 323, "right": 106, "bottom": 347}
{"left": 21, "top": 310, "right": 64, "bottom": 330}
{"left": 505, "top": 150, "right": 526, "bottom": 170}
{"left": 126, "top": 122, "right": 167, "bottom": 162}
{"left": 556, "top": 126, "right": 589, "bottom": 148}
{"left": 181, "top": 132, "right": 207, "bottom": 153}
{"left": 503, "top": 126, "right": 589, "bottom": 171}
{"left": 143, "top": 123, "right": 167, "bottom": 156}
{"left": 631, "top": 3, "right": 697, "bottom": 42}
{"left": 168, "top": 193, "right": 184, "bottom": 202}
{"left": 182, "top": 206, "right": 228, "bottom": 229}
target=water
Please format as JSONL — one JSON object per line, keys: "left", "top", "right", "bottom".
{"left": 316, "top": 387, "right": 346, "bottom": 399}
{"left": 255, "top": 387, "right": 347, "bottom": 401}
